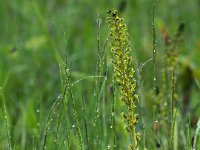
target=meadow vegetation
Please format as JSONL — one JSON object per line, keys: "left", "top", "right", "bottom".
{"left": 0, "top": 0, "right": 200, "bottom": 149}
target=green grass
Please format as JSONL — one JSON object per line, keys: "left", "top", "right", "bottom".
{"left": 0, "top": 0, "right": 200, "bottom": 149}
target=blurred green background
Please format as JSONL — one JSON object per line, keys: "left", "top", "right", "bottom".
{"left": 0, "top": 0, "right": 200, "bottom": 149}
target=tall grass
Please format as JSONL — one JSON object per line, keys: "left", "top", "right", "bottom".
{"left": 2, "top": 90, "right": 12, "bottom": 150}
{"left": 1, "top": 0, "right": 200, "bottom": 149}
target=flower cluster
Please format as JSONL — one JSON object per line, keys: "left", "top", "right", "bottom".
{"left": 166, "top": 23, "right": 185, "bottom": 70}
{"left": 107, "top": 8, "right": 140, "bottom": 149}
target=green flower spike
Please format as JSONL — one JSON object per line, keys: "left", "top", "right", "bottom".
{"left": 107, "top": 8, "right": 140, "bottom": 149}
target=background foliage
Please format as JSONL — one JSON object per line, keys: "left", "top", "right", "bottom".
{"left": 0, "top": 0, "right": 200, "bottom": 149}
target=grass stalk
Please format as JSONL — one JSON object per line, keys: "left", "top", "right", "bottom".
{"left": 54, "top": 103, "right": 64, "bottom": 150}
{"left": 193, "top": 119, "right": 200, "bottom": 150}
{"left": 81, "top": 91, "right": 89, "bottom": 150}
{"left": 152, "top": 0, "right": 157, "bottom": 105}
{"left": 93, "top": 14, "right": 108, "bottom": 148}
{"left": 2, "top": 93, "right": 12, "bottom": 150}
{"left": 42, "top": 94, "right": 62, "bottom": 150}
{"left": 64, "top": 64, "right": 83, "bottom": 149}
